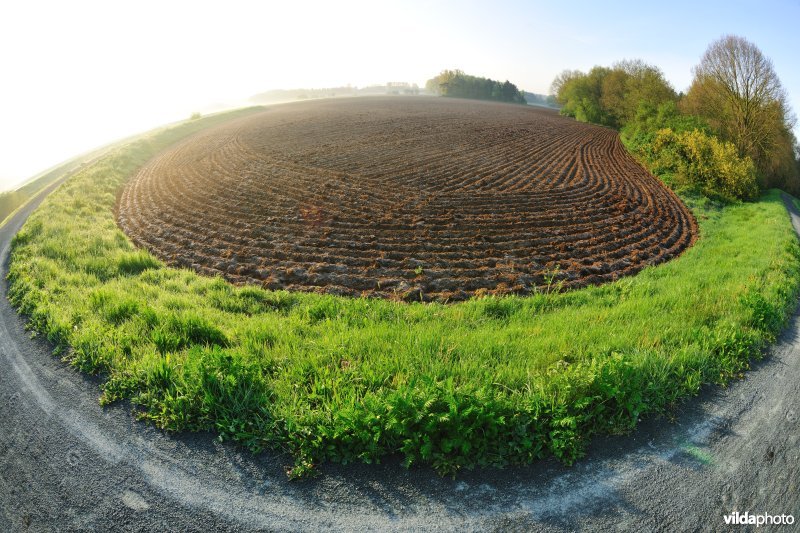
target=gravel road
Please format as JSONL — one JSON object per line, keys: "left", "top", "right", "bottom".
{"left": 1, "top": 171, "right": 798, "bottom": 532}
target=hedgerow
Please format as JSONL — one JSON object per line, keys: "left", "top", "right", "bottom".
{"left": 622, "top": 102, "right": 758, "bottom": 202}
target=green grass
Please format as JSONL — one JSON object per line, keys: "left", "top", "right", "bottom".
{"left": 1, "top": 144, "right": 112, "bottom": 226}
{"left": 7, "top": 109, "right": 800, "bottom": 478}
{"left": 0, "top": 190, "right": 27, "bottom": 225}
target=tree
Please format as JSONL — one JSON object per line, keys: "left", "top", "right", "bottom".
{"left": 549, "top": 70, "right": 582, "bottom": 97}
{"left": 551, "top": 61, "right": 675, "bottom": 129}
{"left": 683, "top": 35, "right": 798, "bottom": 190}
{"left": 608, "top": 60, "right": 677, "bottom": 126}
{"left": 552, "top": 66, "right": 609, "bottom": 125}
{"left": 425, "top": 70, "right": 526, "bottom": 104}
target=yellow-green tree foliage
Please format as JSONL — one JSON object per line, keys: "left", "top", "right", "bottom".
{"left": 652, "top": 128, "right": 759, "bottom": 202}
{"left": 551, "top": 60, "right": 676, "bottom": 129}
{"left": 683, "top": 35, "right": 799, "bottom": 193}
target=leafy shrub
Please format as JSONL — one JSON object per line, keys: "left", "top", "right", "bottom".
{"left": 622, "top": 101, "right": 760, "bottom": 202}
{"left": 650, "top": 128, "right": 758, "bottom": 202}
{"left": 622, "top": 101, "right": 711, "bottom": 152}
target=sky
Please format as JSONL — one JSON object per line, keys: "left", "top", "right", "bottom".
{"left": 1, "top": 0, "right": 799, "bottom": 191}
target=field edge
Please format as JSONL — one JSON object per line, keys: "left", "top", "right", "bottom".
{"left": 6, "top": 106, "right": 800, "bottom": 477}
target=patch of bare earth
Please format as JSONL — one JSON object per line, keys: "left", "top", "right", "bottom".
{"left": 116, "top": 97, "right": 696, "bottom": 301}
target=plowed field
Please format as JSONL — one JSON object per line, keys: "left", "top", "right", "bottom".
{"left": 116, "top": 97, "right": 696, "bottom": 301}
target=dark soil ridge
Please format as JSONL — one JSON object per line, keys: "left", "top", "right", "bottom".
{"left": 116, "top": 97, "right": 697, "bottom": 301}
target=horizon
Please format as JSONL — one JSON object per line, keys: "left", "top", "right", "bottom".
{"left": 1, "top": 0, "right": 799, "bottom": 191}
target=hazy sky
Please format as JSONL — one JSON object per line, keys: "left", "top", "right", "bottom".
{"left": 1, "top": 0, "right": 798, "bottom": 191}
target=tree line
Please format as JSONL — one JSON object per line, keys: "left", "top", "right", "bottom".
{"left": 551, "top": 35, "right": 799, "bottom": 200}
{"left": 426, "top": 70, "right": 526, "bottom": 104}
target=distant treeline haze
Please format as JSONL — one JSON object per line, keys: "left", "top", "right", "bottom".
{"left": 426, "top": 70, "right": 527, "bottom": 104}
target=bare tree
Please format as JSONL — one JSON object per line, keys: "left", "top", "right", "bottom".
{"left": 685, "top": 35, "right": 794, "bottom": 181}
{"left": 549, "top": 70, "right": 582, "bottom": 100}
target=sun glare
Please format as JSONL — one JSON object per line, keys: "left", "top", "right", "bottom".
{"left": 1, "top": 0, "right": 798, "bottom": 190}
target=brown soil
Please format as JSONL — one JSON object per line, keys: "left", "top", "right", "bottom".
{"left": 116, "top": 97, "right": 697, "bottom": 302}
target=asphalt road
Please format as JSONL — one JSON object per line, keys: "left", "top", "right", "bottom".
{"left": 1, "top": 172, "right": 798, "bottom": 531}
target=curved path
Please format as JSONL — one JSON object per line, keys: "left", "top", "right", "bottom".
{"left": 1, "top": 170, "right": 798, "bottom": 531}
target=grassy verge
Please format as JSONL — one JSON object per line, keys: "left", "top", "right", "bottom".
{"left": 1, "top": 146, "right": 115, "bottom": 227}
{"left": 7, "top": 110, "right": 800, "bottom": 477}
{"left": 1, "top": 167, "right": 77, "bottom": 228}
{"left": 1, "top": 112, "right": 210, "bottom": 227}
